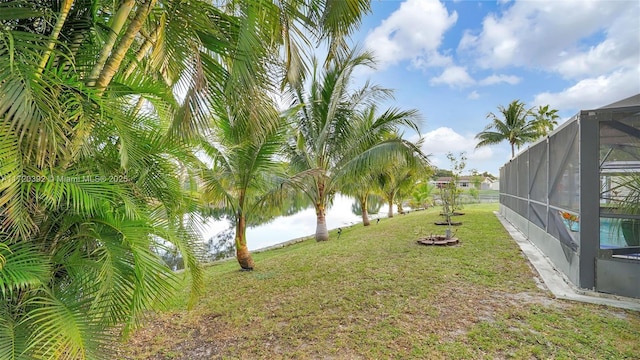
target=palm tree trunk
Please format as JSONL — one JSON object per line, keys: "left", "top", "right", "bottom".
{"left": 37, "top": 0, "right": 74, "bottom": 76}
{"left": 315, "top": 202, "right": 329, "bottom": 241}
{"left": 511, "top": 142, "right": 515, "bottom": 158}
{"left": 124, "top": 28, "right": 158, "bottom": 78}
{"left": 387, "top": 196, "right": 394, "bottom": 218}
{"left": 59, "top": 32, "right": 85, "bottom": 71}
{"left": 360, "top": 197, "right": 370, "bottom": 226}
{"left": 315, "top": 182, "right": 329, "bottom": 241}
{"left": 96, "top": 0, "right": 158, "bottom": 93}
{"left": 87, "top": 0, "right": 135, "bottom": 86}
{"left": 235, "top": 214, "right": 254, "bottom": 270}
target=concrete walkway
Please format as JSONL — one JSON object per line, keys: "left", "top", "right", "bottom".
{"left": 495, "top": 212, "right": 640, "bottom": 312}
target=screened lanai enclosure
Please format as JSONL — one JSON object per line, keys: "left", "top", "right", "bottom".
{"left": 500, "top": 94, "right": 640, "bottom": 299}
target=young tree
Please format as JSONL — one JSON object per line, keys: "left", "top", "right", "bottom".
{"left": 439, "top": 152, "right": 467, "bottom": 238}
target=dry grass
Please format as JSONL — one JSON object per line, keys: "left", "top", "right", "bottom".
{"left": 118, "top": 204, "right": 640, "bottom": 359}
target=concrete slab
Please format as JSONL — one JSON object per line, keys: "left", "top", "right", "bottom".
{"left": 495, "top": 212, "right": 640, "bottom": 312}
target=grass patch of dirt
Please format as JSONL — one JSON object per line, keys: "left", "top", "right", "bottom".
{"left": 118, "top": 204, "right": 640, "bottom": 359}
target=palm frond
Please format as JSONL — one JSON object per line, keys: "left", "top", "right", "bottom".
{"left": 0, "top": 242, "right": 49, "bottom": 298}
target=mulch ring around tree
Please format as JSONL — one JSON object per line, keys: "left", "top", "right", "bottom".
{"left": 416, "top": 236, "right": 460, "bottom": 246}
{"left": 434, "top": 221, "right": 463, "bottom": 226}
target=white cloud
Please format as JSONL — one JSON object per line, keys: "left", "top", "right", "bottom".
{"left": 554, "top": 38, "right": 633, "bottom": 79}
{"left": 411, "top": 127, "right": 512, "bottom": 174}
{"left": 468, "top": 91, "right": 480, "bottom": 100}
{"left": 429, "top": 68, "right": 521, "bottom": 88}
{"left": 415, "top": 127, "right": 503, "bottom": 173}
{"left": 533, "top": 67, "right": 640, "bottom": 111}
{"left": 430, "top": 66, "right": 475, "bottom": 88}
{"left": 419, "top": 127, "right": 494, "bottom": 159}
{"left": 459, "top": 0, "right": 638, "bottom": 79}
{"left": 364, "top": 0, "right": 458, "bottom": 70}
{"left": 478, "top": 74, "right": 521, "bottom": 86}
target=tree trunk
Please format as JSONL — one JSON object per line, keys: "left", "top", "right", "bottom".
{"left": 361, "top": 197, "right": 370, "bottom": 226}
{"left": 96, "top": 0, "right": 158, "bottom": 93}
{"left": 87, "top": 0, "right": 135, "bottom": 86}
{"left": 387, "top": 197, "right": 394, "bottom": 218}
{"left": 37, "top": 0, "right": 74, "bottom": 76}
{"left": 511, "top": 142, "right": 515, "bottom": 158}
{"left": 315, "top": 181, "right": 329, "bottom": 241}
{"left": 235, "top": 214, "right": 254, "bottom": 270}
{"left": 124, "top": 28, "right": 158, "bottom": 78}
{"left": 315, "top": 203, "right": 329, "bottom": 241}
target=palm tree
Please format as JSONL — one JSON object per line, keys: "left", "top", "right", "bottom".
{"left": 0, "top": 93, "right": 205, "bottom": 359}
{"left": 199, "top": 92, "right": 295, "bottom": 270}
{"left": 339, "top": 106, "right": 426, "bottom": 226}
{"left": 342, "top": 171, "right": 382, "bottom": 226}
{"left": 533, "top": 104, "right": 560, "bottom": 136}
{"left": 376, "top": 159, "right": 425, "bottom": 218}
{"left": 475, "top": 100, "right": 558, "bottom": 158}
{"left": 286, "top": 57, "right": 426, "bottom": 241}
{"left": 194, "top": 0, "right": 372, "bottom": 268}
{"left": 349, "top": 193, "right": 384, "bottom": 226}
{"left": 0, "top": 0, "right": 282, "bottom": 354}
{"left": 409, "top": 182, "right": 436, "bottom": 209}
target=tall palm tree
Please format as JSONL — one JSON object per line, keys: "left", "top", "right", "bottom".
{"left": 475, "top": 100, "right": 559, "bottom": 158}
{"left": 475, "top": 100, "right": 538, "bottom": 158}
{"left": 286, "top": 54, "right": 426, "bottom": 241}
{"left": 195, "top": 0, "right": 371, "bottom": 268}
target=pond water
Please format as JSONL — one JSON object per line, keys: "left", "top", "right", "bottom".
{"left": 161, "top": 194, "right": 403, "bottom": 269}
{"left": 201, "top": 194, "right": 390, "bottom": 252}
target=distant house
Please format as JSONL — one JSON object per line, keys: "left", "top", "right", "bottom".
{"left": 488, "top": 178, "right": 500, "bottom": 191}
{"left": 432, "top": 176, "right": 498, "bottom": 190}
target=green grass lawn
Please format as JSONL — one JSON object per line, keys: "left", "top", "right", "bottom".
{"left": 119, "top": 203, "right": 640, "bottom": 359}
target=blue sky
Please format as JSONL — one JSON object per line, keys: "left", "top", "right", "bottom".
{"left": 347, "top": 0, "right": 640, "bottom": 176}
